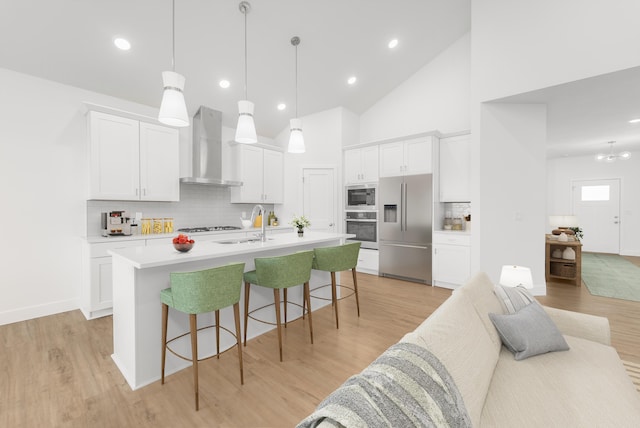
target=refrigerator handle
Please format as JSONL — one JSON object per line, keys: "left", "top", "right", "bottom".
{"left": 400, "top": 182, "right": 404, "bottom": 231}
{"left": 404, "top": 181, "right": 408, "bottom": 231}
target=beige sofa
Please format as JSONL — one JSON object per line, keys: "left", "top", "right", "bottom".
{"left": 301, "top": 272, "right": 640, "bottom": 427}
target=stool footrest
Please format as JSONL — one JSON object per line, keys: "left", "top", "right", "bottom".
{"left": 247, "top": 301, "right": 309, "bottom": 326}
{"left": 165, "top": 324, "right": 239, "bottom": 362}
{"left": 309, "top": 283, "right": 356, "bottom": 301}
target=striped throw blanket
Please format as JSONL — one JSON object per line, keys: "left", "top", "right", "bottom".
{"left": 296, "top": 343, "right": 471, "bottom": 428}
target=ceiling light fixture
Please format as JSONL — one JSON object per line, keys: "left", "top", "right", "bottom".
{"left": 628, "top": 118, "right": 640, "bottom": 124}
{"left": 158, "top": 0, "right": 189, "bottom": 127}
{"left": 277, "top": 103, "right": 286, "bottom": 111}
{"left": 595, "top": 141, "right": 631, "bottom": 162}
{"left": 288, "top": 36, "right": 305, "bottom": 154}
{"left": 235, "top": 1, "right": 257, "bottom": 144}
{"left": 219, "top": 80, "right": 230, "bottom": 89}
{"left": 347, "top": 76, "right": 357, "bottom": 85}
{"left": 114, "top": 38, "right": 131, "bottom": 51}
{"left": 388, "top": 39, "right": 398, "bottom": 49}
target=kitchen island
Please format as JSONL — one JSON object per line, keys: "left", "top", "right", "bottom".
{"left": 109, "top": 231, "right": 353, "bottom": 390}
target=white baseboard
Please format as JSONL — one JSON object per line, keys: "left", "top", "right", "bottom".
{"left": 0, "top": 299, "right": 79, "bottom": 326}
{"left": 620, "top": 250, "right": 640, "bottom": 257}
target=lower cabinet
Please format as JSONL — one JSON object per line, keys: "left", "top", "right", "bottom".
{"left": 81, "top": 239, "right": 143, "bottom": 320}
{"left": 356, "top": 248, "right": 379, "bottom": 275}
{"left": 432, "top": 232, "right": 471, "bottom": 289}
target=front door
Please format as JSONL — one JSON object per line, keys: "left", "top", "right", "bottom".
{"left": 302, "top": 168, "right": 336, "bottom": 233}
{"left": 571, "top": 178, "right": 621, "bottom": 253}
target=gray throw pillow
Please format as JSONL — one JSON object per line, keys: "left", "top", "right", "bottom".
{"left": 494, "top": 284, "right": 535, "bottom": 314}
{"left": 489, "top": 302, "right": 570, "bottom": 360}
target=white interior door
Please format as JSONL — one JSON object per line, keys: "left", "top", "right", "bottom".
{"left": 571, "top": 178, "right": 621, "bottom": 253}
{"left": 302, "top": 168, "right": 336, "bottom": 233}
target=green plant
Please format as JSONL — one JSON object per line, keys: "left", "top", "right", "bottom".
{"left": 291, "top": 214, "right": 311, "bottom": 230}
{"left": 569, "top": 227, "right": 583, "bottom": 242}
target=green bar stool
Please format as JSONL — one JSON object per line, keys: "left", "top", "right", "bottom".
{"left": 308, "top": 242, "right": 361, "bottom": 329}
{"left": 243, "top": 251, "right": 315, "bottom": 362}
{"left": 160, "top": 262, "right": 245, "bottom": 411}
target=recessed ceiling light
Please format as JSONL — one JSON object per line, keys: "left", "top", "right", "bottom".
{"left": 114, "top": 38, "right": 131, "bottom": 51}
{"left": 347, "top": 76, "right": 357, "bottom": 85}
{"left": 219, "top": 80, "right": 230, "bottom": 89}
{"left": 277, "top": 103, "right": 286, "bottom": 111}
{"left": 388, "top": 39, "right": 398, "bottom": 49}
{"left": 628, "top": 118, "right": 640, "bottom": 123}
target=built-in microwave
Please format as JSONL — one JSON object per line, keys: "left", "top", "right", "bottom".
{"left": 346, "top": 184, "right": 377, "bottom": 210}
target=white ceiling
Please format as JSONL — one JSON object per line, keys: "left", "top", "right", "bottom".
{"left": 0, "top": 0, "right": 470, "bottom": 138}
{"left": 495, "top": 66, "right": 640, "bottom": 159}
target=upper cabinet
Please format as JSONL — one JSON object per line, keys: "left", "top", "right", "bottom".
{"left": 230, "top": 144, "right": 284, "bottom": 204}
{"left": 344, "top": 146, "right": 379, "bottom": 184}
{"left": 379, "top": 136, "right": 433, "bottom": 177}
{"left": 439, "top": 134, "right": 470, "bottom": 202}
{"left": 88, "top": 111, "right": 180, "bottom": 201}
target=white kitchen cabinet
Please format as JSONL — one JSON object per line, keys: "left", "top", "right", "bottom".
{"left": 88, "top": 111, "right": 180, "bottom": 201}
{"left": 439, "top": 134, "right": 470, "bottom": 202}
{"left": 356, "top": 248, "right": 379, "bottom": 275}
{"left": 432, "top": 232, "right": 471, "bottom": 290}
{"left": 81, "top": 239, "right": 144, "bottom": 319}
{"left": 344, "top": 146, "right": 379, "bottom": 184}
{"left": 230, "top": 144, "right": 284, "bottom": 204}
{"left": 379, "top": 137, "right": 433, "bottom": 177}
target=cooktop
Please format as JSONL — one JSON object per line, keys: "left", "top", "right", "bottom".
{"left": 177, "top": 226, "right": 241, "bottom": 233}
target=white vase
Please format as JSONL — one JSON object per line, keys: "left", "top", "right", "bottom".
{"left": 562, "top": 247, "right": 576, "bottom": 260}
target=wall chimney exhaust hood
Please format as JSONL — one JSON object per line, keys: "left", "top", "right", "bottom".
{"left": 180, "top": 106, "right": 242, "bottom": 186}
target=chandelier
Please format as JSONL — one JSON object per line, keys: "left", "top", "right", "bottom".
{"left": 595, "top": 141, "right": 631, "bottom": 162}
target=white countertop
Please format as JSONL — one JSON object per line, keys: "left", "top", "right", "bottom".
{"left": 84, "top": 226, "right": 290, "bottom": 244}
{"left": 108, "top": 231, "right": 354, "bottom": 269}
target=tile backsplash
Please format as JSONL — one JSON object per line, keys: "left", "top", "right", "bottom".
{"left": 86, "top": 183, "right": 274, "bottom": 236}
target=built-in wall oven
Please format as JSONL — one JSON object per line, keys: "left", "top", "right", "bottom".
{"left": 346, "top": 184, "right": 377, "bottom": 210}
{"left": 345, "top": 211, "right": 378, "bottom": 249}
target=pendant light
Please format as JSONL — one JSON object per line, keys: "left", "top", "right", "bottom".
{"left": 595, "top": 141, "right": 631, "bottom": 162}
{"left": 158, "top": 0, "right": 189, "bottom": 127}
{"left": 288, "top": 36, "right": 305, "bottom": 153}
{"left": 235, "top": 1, "right": 257, "bottom": 144}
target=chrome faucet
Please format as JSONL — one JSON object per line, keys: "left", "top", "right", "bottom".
{"left": 250, "top": 204, "right": 267, "bottom": 242}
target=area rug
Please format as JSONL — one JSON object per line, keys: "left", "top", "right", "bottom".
{"left": 622, "top": 360, "right": 640, "bottom": 393}
{"left": 581, "top": 253, "right": 640, "bottom": 302}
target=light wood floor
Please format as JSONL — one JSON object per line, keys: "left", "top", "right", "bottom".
{"left": 2, "top": 263, "right": 639, "bottom": 427}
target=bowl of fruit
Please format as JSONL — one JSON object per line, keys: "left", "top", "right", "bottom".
{"left": 172, "top": 234, "right": 195, "bottom": 252}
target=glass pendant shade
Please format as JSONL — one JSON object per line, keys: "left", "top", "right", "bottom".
{"left": 235, "top": 100, "right": 257, "bottom": 144}
{"left": 158, "top": 71, "right": 189, "bottom": 127}
{"left": 288, "top": 118, "right": 305, "bottom": 153}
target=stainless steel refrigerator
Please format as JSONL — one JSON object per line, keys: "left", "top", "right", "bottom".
{"left": 378, "top": 174, "right": 432, "bottom": 284}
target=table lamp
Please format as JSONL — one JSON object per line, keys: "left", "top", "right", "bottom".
{"left": 499, "top": 265, "right": 534, "bottom": 289}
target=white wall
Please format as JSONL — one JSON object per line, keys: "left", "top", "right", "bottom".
{"left": 275, "top": 107, "right": 352, "bottom": 227}
{"left": 358, "top": 33, "right": 470, "bottom": 144}
{"left": 475, "top": 103, "right": 547, "bottom": 290}
{"left": 547, "top": 152, "right": 640, "bottom": 256}
{"left": 0, "top": 68, "right": 180, "bottom": 324}
{"left": 472, "top": 0, "right": 640, "bottom": 102}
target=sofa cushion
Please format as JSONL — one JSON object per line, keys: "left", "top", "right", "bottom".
{"left": 493, "top": 284, "right": 535, "bottom": 314}
{"left": 489, "top": 302, "right": 569, "bottom": 360}
{"left": 481, "top": 335, "right": 640, "bottom": 427}
{"left": 406, "top": 288, "right": 499, "bottom": 427}
{"left": 456, "top": 272, "right": 506, "bottom": 348}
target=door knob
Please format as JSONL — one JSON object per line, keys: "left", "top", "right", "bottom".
{"left": 329, "top": 223, "right": 334, "bottom": 227}
{"left": 614, "top": 221, "right": 619, "bottom": 224}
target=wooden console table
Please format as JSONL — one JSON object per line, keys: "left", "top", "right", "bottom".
{"left": 545, "top": 234, "right": 582, "bottom": 286}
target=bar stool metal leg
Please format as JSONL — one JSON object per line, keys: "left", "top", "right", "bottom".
{"left": 161, "top": 303, "right": 168, "bottom": 384}
{"left": 190, "top": 314, "right": 199, "bottom": 411}
{"left": 273, "top": 288, "right": 284, "bottom": 362}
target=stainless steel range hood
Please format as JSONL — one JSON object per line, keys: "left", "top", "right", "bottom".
{"left": 180, "top": 106, "right": 242, "bottom": 186}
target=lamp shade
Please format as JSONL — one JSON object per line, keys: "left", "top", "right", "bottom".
{"left": 235, "top": 100, "right": 257, "bottom": 144}
{"left": 499, "top": 265, "right": 533, "bottom": 289}
{"left": 158, "top": 71, "right": 189, "bottom": 127}
{"left": 288, "top": 118, "right": 305, "bottom": 153}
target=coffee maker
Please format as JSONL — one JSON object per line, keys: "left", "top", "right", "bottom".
{"left": 101, "top": 211, "right": 132, "bottom": 236}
